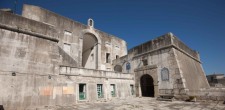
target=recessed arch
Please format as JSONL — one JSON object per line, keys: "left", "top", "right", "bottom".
{"left": 81, "top": 29, "right": 102, "bottom": 69}
{"left": 114, "top": 65, "right": 122, "bottom": 72}
{"left": 140, "top": 74, "right": 154, "bottom": 97}
{"left": 82, "top": 33, "right": 99, "bottom": 69}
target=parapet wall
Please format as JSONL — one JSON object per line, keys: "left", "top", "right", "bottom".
{"left": 196, "top": 88, "right": 225, "bottom": 101}
{"left": 59, "top": 66, "right": 134, "bottom": 79}
{"left": 0, "top": 11, "right": 60, "bottom": 75}
{"left": 128, "top": 33, "right": 199, "bottom": 61}
{"left": 172, "top": 36, "right": 199, "bottom": 61}
{"left": 0, "top": 11, "right": 58, "bottom": 41}
{"left": 128, "top": 33, "right": 172, "bottom": 55}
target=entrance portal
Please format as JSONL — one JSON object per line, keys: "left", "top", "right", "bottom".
{"left": 140, "top": 74, "right": 154, "bottom": 97}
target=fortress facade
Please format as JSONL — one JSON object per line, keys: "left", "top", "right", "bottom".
{"left": 0, "top": 4, "right": 210, "bottom": 109}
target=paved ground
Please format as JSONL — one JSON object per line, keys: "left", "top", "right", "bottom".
{"left": 41, "top": 97, "right": 225, "bottom": 110}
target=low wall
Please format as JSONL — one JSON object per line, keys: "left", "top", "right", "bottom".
{"left": 0, "top": 67, "right": 135, "bottom": 109}
{"left": 196, "top": 88, "right": 225, "bottom": 101}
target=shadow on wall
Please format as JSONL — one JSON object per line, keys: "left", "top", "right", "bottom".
{"left": 58, "top": 46, "right": 78, "bottom": 67}
{"left": 0, "top": 105, "right": 4, "bottom": 110}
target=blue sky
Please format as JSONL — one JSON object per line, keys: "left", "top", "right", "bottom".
{"left": 1, "top": 0, "right": 225, "bottom": 75}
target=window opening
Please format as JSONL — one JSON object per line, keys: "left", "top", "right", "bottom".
{"left": 142, "top": 59, "right": 148, "bottom": 66}
{"left": 97, "top": 84, "right": 103, "bottom": 98}
{"left": 130, "top": 85, "right": 134, "bottom": 95}
{"left": 79, "top": 84, "right": 86, "bottom": 100}
{"left": 110, "top": 84, "right": 116, "bottom": 97}
{"left": 106, "top": 53, "right": 110, "bottom": 63}
{"left": 116, "top": 55, "right": 119, "bottom": 59}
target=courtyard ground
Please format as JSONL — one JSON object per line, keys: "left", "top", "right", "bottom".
{"left": 36, "top": 97, "right": 225, "bottom": 110}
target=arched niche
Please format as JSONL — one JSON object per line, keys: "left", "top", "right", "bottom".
{"left": 114, "top": 65, "right": 122, "bottom": 72}
{"left": 81, "top": 29, "right": 101, "bottom": 69}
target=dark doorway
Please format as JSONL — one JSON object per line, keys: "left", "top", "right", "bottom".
{"left": 140, "top": 74, "right": 154, "bottom": 97}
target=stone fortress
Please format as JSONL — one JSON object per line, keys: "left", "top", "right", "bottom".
{"left": 0, "top": 4, "right": 224, "bottom": 109}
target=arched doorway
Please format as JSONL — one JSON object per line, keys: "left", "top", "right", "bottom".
{"left": 140, "top": 74, "right": 154, "bottom": 97}
{"left": 82, "top": 33, "right": 98, "bottom": 69}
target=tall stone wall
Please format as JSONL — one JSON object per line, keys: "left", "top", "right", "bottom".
{"left": 113, "top": 33, "right": 210, "bottom": 97}
{"left": 22, "top": 4, "right": 127, "bottom": 71}
{"left": 174, "top": 48, "right": 210, "bottom": 95}
{"left": 0, "top": 8, "right": 134, "bottom": 109}
{"left": 0, "top": 10, "right": 59, "bottom": 75}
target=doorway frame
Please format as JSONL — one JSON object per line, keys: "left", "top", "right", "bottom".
{"left": 80, "top": 29, "right": 102, "bottom": 69}
{"left": 140, "top": 74, "right": 155, "bottom": 97}
{"left": 135, "top": 65, "right": 159, "bottom": 97}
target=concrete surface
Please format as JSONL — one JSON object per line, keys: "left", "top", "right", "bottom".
{"left": 29, "top": 97, "right": 225, "bottom": 110}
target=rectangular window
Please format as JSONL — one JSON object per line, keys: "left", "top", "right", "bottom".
{"left": 97, "top": 84, "right": 103, "bottom": 98}
{"left": 116, "top": 55, "right": 119, "bottom": 59}
{"left": 130, "top": 85, "right": 134, "bottom": 95}
{"left": 106, "top": 53, "right": 110, "bottom": 63}
{"left": 63, "top": 43, "right": 71, "bottom": 55}
{"left": 79, "top": 84, "right": 86, "bottom": 100}
{"left": 110, "top": 84, "right": 116, "bottom": 97}
{"left": 142, "top": 59, "right": 148, "bottom": 66}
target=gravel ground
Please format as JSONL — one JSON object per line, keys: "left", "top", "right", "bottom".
{"left": 31, "top": 97, "right": 225, "bottom": 110}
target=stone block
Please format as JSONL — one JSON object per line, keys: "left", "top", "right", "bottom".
{"left": 60, "top": 67, "right": 66, "bottom": 74}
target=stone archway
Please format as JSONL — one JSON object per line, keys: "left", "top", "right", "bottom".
{"left": 140, "top": 74, "right": 154, "bottom": 97}
{"left": 80, "top": 29, "right": 102, "bottom": 70}
{"left": 82, "top": 33, "right": 98, "bottom": 69}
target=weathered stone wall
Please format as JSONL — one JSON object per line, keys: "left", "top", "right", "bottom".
{"left": 113, "top": 33, "right": 209, "bottom": 97}
{"left": 172, "top": 36, "right": 199, "bottom": 60}
{"left": 128, "top": 33, "right": 172, "bottom": 56}
{"left": 22, "top": 4, "right": 127, "bottom": 71}
{"left": 0, "top": 8, "right": 133, "bottom": 109}
{"left": 174, "top": 48, "right": 210, "bottom": 95}
{"left": 0, "top": 10, "right": 59, "bottom": 75}
{"left": 197, "top": 88, "right": 225, "bottom": 101}
{"left": 0, "top": 70, "right": 134, "bottom": 109}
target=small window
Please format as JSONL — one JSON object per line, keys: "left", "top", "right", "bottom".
{"left": 126, "top": 62, "right": 131, "bottom": 70}
{"left": 90, "top": 20, "right": 93, "bottom": 26}
{"left": 97, "top": 84, "right": 103, "bottom": 98}
{"left": 130, "top": 85, "right": 134, "bottom": 95}
{"left": 161, "top": 67, "right": 169, "bottom": 81}
{"left": 79, "top": 84, "right": 86, "bottom": 100}
{"left": 110, "top": 84, "right": 116, "bottom": 97}
{"left": 106, "top": 53, "right": 110, "bottom": 63}
{"left": 88, "top": 18, "right": 94, "bottom": 27}
{"left": 116, "top": 55, "right": 119, "bottom": 59}
{"left": 142, "top": 59, "right": 148, "bottom": 66}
